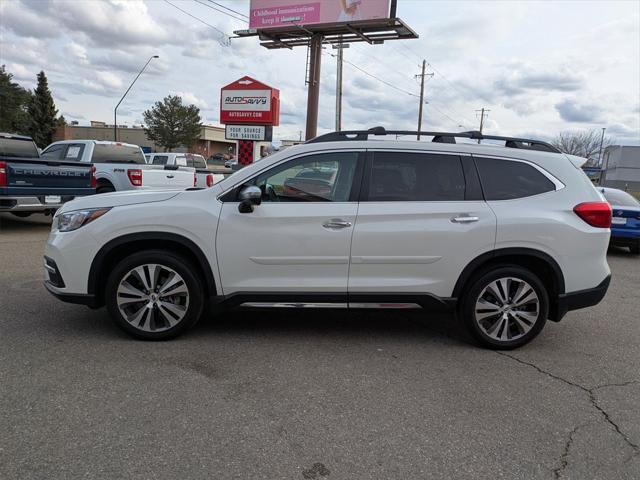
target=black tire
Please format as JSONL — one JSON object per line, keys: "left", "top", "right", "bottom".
{"left": 630, "top": 242, "right": 640, "bottom": 255}
{"left": 458, "top": 266, "right": 549, "bottom": 350}
{"left": 97, "top": 184, "right": 115, "bottom": 194}
{"left": 105, "top": 250, "right": 205, "bottom": 340}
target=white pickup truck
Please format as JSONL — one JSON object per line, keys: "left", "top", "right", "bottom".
{"left": 42, "top": 140, "right": 195, "bottom": 193}
{"left": 145, "top": 152, "right": 227, "bottom": 188}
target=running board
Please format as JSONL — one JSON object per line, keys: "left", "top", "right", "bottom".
{"left": 240, "top": 302, "right": 423, "bottom": 309}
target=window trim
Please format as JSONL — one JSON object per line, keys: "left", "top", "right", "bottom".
{"left": 360, "top": 149, "right": 470, "bottom": 203}
{"left": 471, "top": 154, "right": 565, "bottom": 201}
{"left": 218, "top": 149, "right": 366, "bottom": 203}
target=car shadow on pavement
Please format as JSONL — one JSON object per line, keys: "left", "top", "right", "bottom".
{"left": 195, "top": 308, "right": 471, "bottom": 347}
{"left": 0, "top": 213, "right": 52, "bottom": 231}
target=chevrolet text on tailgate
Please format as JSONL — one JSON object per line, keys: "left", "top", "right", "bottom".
{"left": 41, "top": 140, "right": 195, "bottom": 193}
{"left": 44, "top": 127, "right": 612, "bottom": 349}
{"left": 0, "top": 133, "right": 95, "bottom": 216}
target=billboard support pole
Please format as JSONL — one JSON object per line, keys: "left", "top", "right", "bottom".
{"left": 335, "top": 42, "right": 344, "bottom": 131}
{"left": 305, "top": 34, "right": 323, "bottom": 140}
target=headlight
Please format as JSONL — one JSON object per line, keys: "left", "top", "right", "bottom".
{"left": 56, "top": 208, "right": 111, "bottom": 232}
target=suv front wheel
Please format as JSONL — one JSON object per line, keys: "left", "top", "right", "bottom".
{"left": 459, "top": 266, "right": 549, "bottom": 349}
{"left": 105, "top": 250, "right": 204, "bottom": 340}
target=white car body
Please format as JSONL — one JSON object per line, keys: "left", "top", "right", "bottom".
{"left": 42, "top": 140, "right": 195, "bottom": 192}
{"left": 44, "top": 132, "right": 612, "bottom": 347}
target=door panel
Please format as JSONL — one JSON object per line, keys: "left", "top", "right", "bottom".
{"left": 349, "top": 201, "right": 496, "bottom": 296}
{"left": 216, "top": 150, "right": 363, "bottom": 295}
{"left": 348, "top": 150, "right": 496, "bottom": 297}
{"left": 217, "top": 203, "right": 357, "bottom": 294}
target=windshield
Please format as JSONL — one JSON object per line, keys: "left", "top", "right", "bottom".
{"left": 0, "top": 137, "right": 39, "bottom": 158}
{"left": 603, "top": 189, "right": 640, "bottom": 207}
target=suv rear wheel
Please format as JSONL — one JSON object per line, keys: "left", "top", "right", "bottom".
{"left": 105, "top": 250, "right": 204, "bottom": 340}
{"left": 459, "top": 266, "right": 549, "bottom": 349}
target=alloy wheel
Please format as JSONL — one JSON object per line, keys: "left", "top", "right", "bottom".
{"left": 116, "top": 263, "right": 190, "bottom": 333}
{"left": 474, "top": 277, "right": 540, "bottom": 342}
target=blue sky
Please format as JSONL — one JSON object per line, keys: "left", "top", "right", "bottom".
{"left": 1, "top": 0, "right": 638, "bottom": 144}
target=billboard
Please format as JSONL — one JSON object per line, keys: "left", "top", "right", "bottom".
{"left": 220, "top": 76, "right": 280, "bottom": 125}
{"left": 249, "top": 0, "right": 391, "bottom": 29}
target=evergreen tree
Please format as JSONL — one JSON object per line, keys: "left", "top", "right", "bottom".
{"left": 0, "top": 65, "right": 32, "bottom": 135}
{"left": 27, "top": 71, "right": 58, "bottom": 148}
{"left": 143, "top": 95, "right": 201, "bottom": 151}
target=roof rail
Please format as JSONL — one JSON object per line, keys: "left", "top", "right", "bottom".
{"left": 307, "top": 127, "right": 561, "bottom": 153}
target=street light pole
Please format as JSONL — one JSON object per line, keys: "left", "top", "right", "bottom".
{"left": 114, "top": 55, "right": 159, "bottom": 141}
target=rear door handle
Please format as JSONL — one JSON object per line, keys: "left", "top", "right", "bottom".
{"left": 166, "top": 175, "right": 174, "bottom": 179}
{"left": 323, "top": 219, "right": 352, "bottom": 229}
{"left": 451, "top": 216, "right": 479, "bottom": 223}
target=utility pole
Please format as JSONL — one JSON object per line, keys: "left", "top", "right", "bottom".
{"left": 598, "top": 127, "right": 606, "bottom": 166}
{"left": 415, "top": 60, "right": 433, "bottom": 140}
{"left": 475, "top": 108, "right": 490, "bottom": 143}
{"left": 333, "top": 41, "right": 348, "bottom": 131}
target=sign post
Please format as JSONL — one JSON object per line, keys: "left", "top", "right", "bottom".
{"left": 220, "top": 76, "right": 279, "bottom": 166}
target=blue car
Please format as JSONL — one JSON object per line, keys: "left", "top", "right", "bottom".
{"left": 600, "top": 187, "right": 640, "bottom": 254}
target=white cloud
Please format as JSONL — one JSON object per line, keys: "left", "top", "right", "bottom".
{"left": 171, "top": 92, "right": 210, "bottom": 110}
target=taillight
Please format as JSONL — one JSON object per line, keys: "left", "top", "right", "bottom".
{"left": 574, "top": 202, "right": 612, "bottom": 228}
{"left": 193, "top": 172, "right": 197, "bottom": 187}
{"left": 206, "top": 174, "right": 214, "bottom": 187}
{"left": 90, "top": 165, "right": 96, "bottom": 188}
{"left": 0, "top": 161, "right": 6, "bottom": 187}
{"left": 127, "top": 168, "right": 143, "bottom": 186}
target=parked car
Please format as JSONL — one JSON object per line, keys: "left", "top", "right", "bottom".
{"left": 225, "top": 157, "right": 238, "bottom": 168}
{"left": 44, "top": 128, "right": 612, "bottom": 349}
{"left": 145, "top": 152, "right": 224, "bottom": 188}
{"left": 0, "top": 132, "right": 95, "bottom": 217}
{"left": 42, "top": 140, "right": 195, "bottom": 193}
{"left": 207, "top": 153, "right": 225, "bottom": 165}
{"left": 599, "top": 187, "right": 640, "bottom": 254}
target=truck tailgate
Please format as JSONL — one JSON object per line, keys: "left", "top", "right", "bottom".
{"left": 2, "top": 157, "right": 94, "bottom": 195}
{"left": 142, "top": 166, "right": 195, "bottom": 189}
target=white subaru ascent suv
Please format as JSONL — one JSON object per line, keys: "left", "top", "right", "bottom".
{"left": 44, "top": 128, "right": 612, "bottom": 349}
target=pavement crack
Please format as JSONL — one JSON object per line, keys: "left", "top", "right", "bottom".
{"left": 496, "top": 352, "right": 640, "bottom": 458}
{"left": 552, "top": 422, "right": 591, "bottom": 479}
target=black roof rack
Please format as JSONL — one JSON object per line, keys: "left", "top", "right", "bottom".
{"left": 307, "top": 127, "right": 561, "bottom": 153}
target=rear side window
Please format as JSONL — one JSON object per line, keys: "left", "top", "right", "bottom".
{"left": 365, "top": 152, "right": 465, "bottom": 201}
{"left": 64, "top": 144, "right": 84, "bottom": 161}
{"left": 475, "top": 157, "right": 556, "bottom": 200}
{"left": 151, "top": 155, "right": 168, "bottom": 165}
{"left": 188, "top": 155, "right": 207, "bottom": 169}
{"left": 92, "top": 144, "right": 145, "bottom": 164}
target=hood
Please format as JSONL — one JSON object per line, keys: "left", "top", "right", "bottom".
{"left": 58, "top": 189, "right": 182, "bottom": 213}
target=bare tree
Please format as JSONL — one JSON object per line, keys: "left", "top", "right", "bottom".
{"left": 551, "top": 129, "right": 613, "bottom": 166}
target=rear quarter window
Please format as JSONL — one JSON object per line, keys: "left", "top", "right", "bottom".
{"left": 92, "top": 144, "right": 145, "bottom": 164}
{"left": 475, "top": 157, "right": 556, "bottom": 200}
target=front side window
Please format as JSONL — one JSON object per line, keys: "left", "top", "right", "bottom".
{"left": 475, "top": 157, "right": 556, "bottom": 200}
{"left": 250, "top": 152, "right": 359, "bottom": 202}
{"left": 365, "top": 152, "right": 465, "bottom": 201}
{"left": 41, "top": 144, "right": 66, "bottom": 160}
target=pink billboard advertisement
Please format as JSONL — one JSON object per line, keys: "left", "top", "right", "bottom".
{"left": 249, "top": 0, "right": 391, "bottom": 29}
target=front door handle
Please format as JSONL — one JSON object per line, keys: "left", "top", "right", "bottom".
{"left": 166, "top": 175, "right": 174, "bottom": 179}
{"left": 323, "top": 219, "right": 352, "bottom": 229}
{"left": 451, "top": 215, "right": 479, "bottom": 223}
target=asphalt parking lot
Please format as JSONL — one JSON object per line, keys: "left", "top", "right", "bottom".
{"left": 1, "top": 213, "right": 638, "bottom": 480}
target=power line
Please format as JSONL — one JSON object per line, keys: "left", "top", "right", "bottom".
{"left": 208, "top": 1, "right": 249, "bottom": 19}
{"left": 163, "top": 0, "right": 231, "bottom": 45}
{"left": 327, "top": 51, "right": 419, "bottom": 98}
{"left": 193, "top": 0, "right": 248, "bottom": 23}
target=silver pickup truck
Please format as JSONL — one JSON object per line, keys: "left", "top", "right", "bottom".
{"left": 42, "top": 140, "right": 195, "bottom": 193}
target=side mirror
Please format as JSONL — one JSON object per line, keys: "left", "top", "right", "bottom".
{"left": 238, "top": 185, "right": 262, "bottom": 213}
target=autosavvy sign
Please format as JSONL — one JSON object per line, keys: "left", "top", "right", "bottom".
{"left": 220, "top": 76, "right": 280, "bottom": 125}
